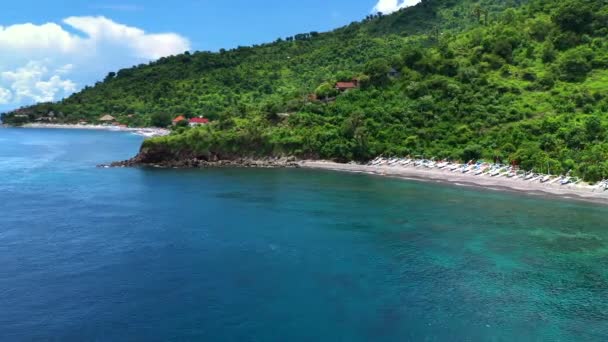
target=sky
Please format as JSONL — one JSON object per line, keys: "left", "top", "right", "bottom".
{"left": 0, "top": 0, "right": 421, "bottom": 111}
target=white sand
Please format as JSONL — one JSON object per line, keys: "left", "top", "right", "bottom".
{"left": 299, "top": 161, "right": 608, "bottom": 204}
{"left": 21, "top": 123, "right": 170, "bottom": 138}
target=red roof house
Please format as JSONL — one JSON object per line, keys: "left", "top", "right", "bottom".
{"left": 336, "top": 80, "right": 359, "bottom": 91}
{"left": 172, "top": 115, "right": 186, "bottom": 125}
{"left": 189, "top": 117, "right": 210, "bottom": 126}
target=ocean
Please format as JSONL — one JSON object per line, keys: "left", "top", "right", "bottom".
{"left": 0, "top": 127, "right": 607, "bottom": 341}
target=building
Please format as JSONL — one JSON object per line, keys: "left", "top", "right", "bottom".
{"left": 172, "top": 115, "right": 186, "bottom": 125}
{"left": 189, "top": 117, "right": 209, "bottom": 126}
{"left": 99, "top": 115, "right": 115, "bottom": 123}
{"left": 336, "top": 80, "right": 358, "bottom": 92}
{"left": 388, "top": 67, "right": 401, "bottom": 78}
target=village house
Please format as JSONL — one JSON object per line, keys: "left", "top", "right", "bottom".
{"left": 172, "top": 115, "right": 186, "bottom": 125}
{"left": 189, "top": 117, "right": 209, "bottom": 127}
{"left": 99, "top": 115, "right": 115, "bottom": 124}
{"left": 335, "top": 79, "right": 359, "bottom": 92}
{"left": 388, "top": 67, "right": 401, "bottom": 78}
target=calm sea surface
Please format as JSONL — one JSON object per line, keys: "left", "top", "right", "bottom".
{"left": 0, "top": 127, "right": 607, "bottom": 341}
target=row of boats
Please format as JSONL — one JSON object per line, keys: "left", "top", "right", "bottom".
{"left": 366, "top": 157, "right": 608, "bottom": 191}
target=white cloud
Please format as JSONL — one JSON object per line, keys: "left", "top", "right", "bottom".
{"left": 373, "top": 0, "right": 422, "bottom": 14}
{"left": 55, "top": 64, "right": 74, "bottom": 75}
{"left": 63, "top": 16, "right": 190, "bottom": 59}
{"left": 0, "top": 16, "right": 190, "bottom": 110}
{"left": 1, "top": 61, "right": 76, "bottom": 103}
{"left": 0, "top": 22, "right": 79, "bottom": 53}
{"left": 0, "top": 87, "right": 11, "bottom": 104}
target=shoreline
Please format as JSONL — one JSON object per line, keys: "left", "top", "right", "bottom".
{"left": 298, "top": 161, "right": 608, "bottom": 205}
{"left": 101, "top": 145, "right": 608, "bottom": 205}
{"left": 17, "top": 123, "right": 170, "bottom": 138}
{"left": 104, "top": 152, "right": 608, "bottom": 204}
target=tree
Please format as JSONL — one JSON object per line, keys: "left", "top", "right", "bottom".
{"left": 150, "top": 112, "right": 172, "bottom": 128}
{"left": 473, "top": 5, "right": 482, "bottom": 23}
{"left": 585, "top": 116, "right": 604, "bottom": 141}
{"left": 315, "top": 82, "right": 338, "bottom": 99}
{"left": 528, "top": 17, "right": 553, "bottom": 41}
{"left": 553, "top": 1, "right": 593, "bottom": 34}
{"left": 401, "top": 46, "right": 424, "bottom": 69}
{"left": 558, "top": 47, "right": 593, "bottom": 82}
{"left": 493, "top": 39, "right": 513, "bottom": 61}
{"left": 364, "top": 58, "right": 391, "bottom": 86}
{"left": 541, "top": 43, "right": 557, "bottom": 63}
{"left": 104, "top": 72, "right": 116, "bottom": 82}
{"left": 462, "top": 144, "right": 483, "bottom": 161}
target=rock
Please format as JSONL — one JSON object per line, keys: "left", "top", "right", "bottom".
{"left": 99, "top": 152, "right": 301, "bottom": 170}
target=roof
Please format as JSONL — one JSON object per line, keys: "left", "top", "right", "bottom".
{"left": 189, "top": 117, "right": 209, "bottom": 124}
{"left": 336, "top": 82, "right": 358, "bottom": 90}
{"left": 172, "top": 115, "right": 186, "bottom": 123}
{"left": 99, "top": 115, "right": 115, "bottom": 121}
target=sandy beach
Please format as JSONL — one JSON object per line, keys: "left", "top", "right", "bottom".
{"left": 299, "top": 160, "right": 608, "bottom": 204}
{"left": 20, "top": 123, "right": 170, "bottom": 138}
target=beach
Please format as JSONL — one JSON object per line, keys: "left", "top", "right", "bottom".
{"left": 299, "top": 160, "right": 608, "bottom": 204}
{"left": 20, "top": 123, "right": 170, "bottom": 138}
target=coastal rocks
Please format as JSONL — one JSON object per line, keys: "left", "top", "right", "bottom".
{"left": 101, "top": 154, "right": 300, "bottom": 169}
{"left": 99, "top": 143, "right": 300, "bottom": 169}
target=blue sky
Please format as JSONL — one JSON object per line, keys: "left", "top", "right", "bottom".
{"left": 0, "top": 0, "right": 419, "bottom": 111}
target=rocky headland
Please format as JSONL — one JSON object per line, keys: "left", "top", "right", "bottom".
{"left": 101, "top": 146, "right": 300, "bottom": 169}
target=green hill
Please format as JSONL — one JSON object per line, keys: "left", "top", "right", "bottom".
{"left": 4, "top": 0, "right": 608, "bottom": 181}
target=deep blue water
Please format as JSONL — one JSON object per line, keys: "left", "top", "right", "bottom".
{"left": 0, "top": 128, "right": 607, "bottom": 341}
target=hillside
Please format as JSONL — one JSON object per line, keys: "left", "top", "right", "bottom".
{"left": 5, "top": 0, "right": 608, "bottom": 181}
{"left": 2, "top": 0, "right": 523, "bottom": 125}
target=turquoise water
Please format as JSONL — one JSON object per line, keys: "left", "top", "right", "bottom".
{"left": 1, "top": 128, "right": 607, "bottom": 341}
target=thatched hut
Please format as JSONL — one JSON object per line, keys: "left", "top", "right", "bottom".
{"left": 99, "top": 115, "right": 115, "bottom": 122}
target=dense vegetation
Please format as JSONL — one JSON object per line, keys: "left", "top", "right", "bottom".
{"left": 4, "top": 0, "right": 608, "bottom": 181}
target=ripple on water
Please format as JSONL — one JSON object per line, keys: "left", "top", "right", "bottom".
{"left": 1, "top": 128, "right": 608, "bottom": 340}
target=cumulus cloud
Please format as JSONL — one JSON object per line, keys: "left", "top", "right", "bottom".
{"left": 0, "top": 16, "right": 190, "bottom": 110}
{"left": 1, "top": 61, "right": 76, "bottom": 103}
{"left": 0, "top": 22, "right": 78, "bottom": 53}
{"left": 62, "top": 16, "right": 190, "bottom": 59}
{"left": 0, "top": 16, "right": 190, "bottom": 61}
{"left": 373, "top": 0, "right": 422, "bottom": 14}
